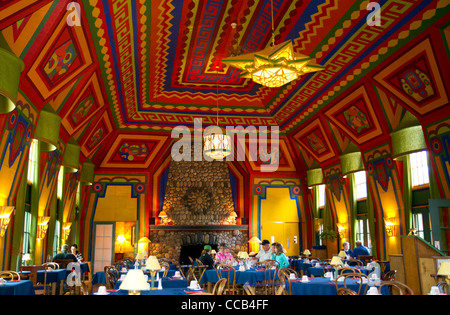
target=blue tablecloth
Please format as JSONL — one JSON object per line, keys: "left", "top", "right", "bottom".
{"left": 111, "top": 288, "right": 202, "bottom": 295}
{"left": 114, "top": 277, "right": 188, "bottom": 289}
{"left": 0, "top": 280, "right": 35, "bottom": 295}
{"left": 200, "top": 268, "right": 278, "bottom": 286}
{"left": 288, "top": 277, "right": 368, "bottom": 295}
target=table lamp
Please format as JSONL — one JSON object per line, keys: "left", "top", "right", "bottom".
{"left": 303, "top": 249, "right": 311, "bottom": 262}
{"left": 146, "top": 256, "right": 161, "bottom": 290}
{"left": 119, "top": 269, "right": 149, "bottom": 295}
{"left": 22, "top": 253, "right": 32, "bottom": 266}
{"left": 135, "top": 252, "right": 145, "bottom": 268}
{"left": 338, "top": 250, "right": 346, "bottom": 260}
{"left": 330, "top": 256, "right": 343, "bottom": 266}
{"left": 437, "top": 262, "right": 450, "bottom": 285}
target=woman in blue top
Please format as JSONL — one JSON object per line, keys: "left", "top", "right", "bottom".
{"left": 271, "top": 242, "right": 289, "bottom": 269}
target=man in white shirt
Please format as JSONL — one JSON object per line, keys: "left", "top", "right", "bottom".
{"left": 255, "top": 240, "right": 273, "bottom": 261}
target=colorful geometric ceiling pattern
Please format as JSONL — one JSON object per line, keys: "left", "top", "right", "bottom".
{"left": 1, "top": 0, "right": 449, "bottom": 170}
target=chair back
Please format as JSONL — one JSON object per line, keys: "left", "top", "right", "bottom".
{"left": 383, "top": 269, "right": 397, "bottom": 281}
{"left": 277, "top": 269, "right": 291, "bottom": 295}
{"left": 243, "top": 282, "right": 256, "bottom": 295}
{"left": 104, "top": 266, "right": 119, "bottom": 289}
{"left": 212, "top": 278, "right": 227, "bottom": 295}
{"left": 160, "top": 262, "right": 170, "bottom": 277}
{"left": 357, "top": 255, "right": 373, "bottom": 265}
{"left": 337, "top": 287, "right": 357, "bottom": 295}
{"left": 378, "top": 280, "right": 414, "bottom": 295}
{"left": 215, "top": 264, "right": 236, "bottom": 295}
{"left": 335, "top": 273, "right": 369, "bottom": 295}
{"left": 53, "top": 259, "right": 73, "bottom": 269}
{"left": 43, "top": 262, "right": 59, "bottom": 270}
{"left": 0, "top": 271, "right": 20, "bottom": 280}
{"left": 437, "top": 281, "right": 448, "bottom": 294}
{"left": 338, "top": 267, "right": 362, "bottom": 275}
{"left": 347, "top": 259, "right": 363, "bottom": 267}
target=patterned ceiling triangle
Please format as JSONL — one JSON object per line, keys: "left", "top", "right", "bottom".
{"left": 328, "top": 121, "right": 351, "bottom": 154}
{"left": 372, "top": 84, "right": 405, "bottom": 132}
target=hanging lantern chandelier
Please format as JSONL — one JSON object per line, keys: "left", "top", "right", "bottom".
{"left": 203, "top": 69, "right": 232, "bottom": 160}
{"left": 222, "top": 1, "right": 324, "bottom": 88}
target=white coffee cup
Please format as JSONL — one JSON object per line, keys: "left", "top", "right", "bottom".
{"left": 302, "top": 275, "right": 308, "bottom": 282}
{"left": 430, "top": 286, "right": 440, "bottom": 295}
{"left": 189, "top": 280, "right": 199, "bottom": 289}
{"left": 174, "top": 271, "right": 181, "bottom": 278}
{"left": 97, "top": 286, "right": 107, "bottom": 295}
{"left": 289, "top": 273, "right": 296, "bottom": 279}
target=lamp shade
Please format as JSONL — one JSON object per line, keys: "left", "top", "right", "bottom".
{"left": 135, "top": 252, "right": 145, "bottom": 260}
{"left": 0, "top": 47, "right": 24, "bottom": 114}
{"left": 330, "top": 256, "right": 343, "bottom": 266}
{"left": 307, "top": 168, "right": 324, "bottom": 187}
{"left": 303, "top": 249, "right": 311, "bottom": 256}
{"left": 338, "top": 251, "right": 346, "bottom": 259}
{"left": 437, "top": 262, "right": 450, "bottom": 276}
{"left": 138, "top": 237, "right": 151, "bottom": 243}
{"left": 80, "top": 159, "right": 95, "bottom": 185}
{"left": 340, "top": 151, "right": 364, "bottom": 176}
{"left": 391, "top": 125, "right": 427, "bottom": 159}
{"left": 248, "top": 236, "right": 261, "bottom": 243}
{"left": 145, "top": 256, "right": 161, "bottom": 270}
{"left": 33, "top": 104, "right": 61, "bottom": 152}
{"left": 116, "top": 234, "right": 126, "bottom": 242}
{"left": 22, "top": 253, "right": 32, "bottom": 261}
{"left": 62, "top": 138, "right": 81, "bottom": 172}
{"left": 203, "top": 127, "right": 232, "bottom": 160}
{"left": 119, "top": 269, "right": 149, "bottom": 291}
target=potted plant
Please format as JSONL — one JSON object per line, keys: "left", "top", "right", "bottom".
{"left": 319, "top": 228, "right": 339, "bottom": 259}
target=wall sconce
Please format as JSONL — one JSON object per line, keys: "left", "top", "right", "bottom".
{"left": 116, "top": 234, "right": 127, "bottom": 253}
{"left": 62, "top": 222, "right": 72, "bottom": 242}
{"left": 37, "top": 216, "right": 51, "bottom": 239}
{"left": 337, "top": 223, "right": 347, "bottom": 238}
{"left": 314, "top": 218, "right": 323, "bottom": 232}
{"left": 0, "top": 206, "right": 15, "bottom": 238}
{"left": 384, "top": 217, "right": 396, "bottom": 237}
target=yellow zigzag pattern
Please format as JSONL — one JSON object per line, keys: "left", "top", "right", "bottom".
{"left": 294, "top": 0, "right": 339, "bottom": 52}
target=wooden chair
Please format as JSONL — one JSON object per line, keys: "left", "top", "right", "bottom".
{"left": 194, "top": 259, "right": 207, "bottom": 283}
{"left": 243, "top": 282, "right": 256, "bottom": 295}
{"left": 43, "top": 262, "right": 59, "bottom": 270}
{"left": 278, "top": 268, "right": 298, "bottom": 295}
{"left": 104, "top": 266, "right": 119, "bottom": 289}
{"left": 347, "top": 259, "right": 363, "bottom": 267}
{"left": 215, "top": 264, "right": 237, "bottom": 295}
{"left": 335, "top": 273, "right": 369, "bottom": 295}
{"left": 275, "top": 283, "right": 286, "bottom": 295}
{"left": 322, "top": 262, "right": 333, "bottom": 274}
{"left": 383, "top": 269, "right": 397, "bottom": 281}
{"left": 357, "top": 255, "right": 374, "bottom": 265}
{"left": 53, "top": 259, "right": 74, "bottom": 269}
{"left": 212, "top": 277, "right": 227, "bottom": 295}
{"left": 337, "top": 287, "right": 357, "bottom": 295}
{"left": 338, "top": 267, "right": 362, "bottom": 275}
{"left": 20, "top": 266, "right": 50, "bottom": 295}
{"left": 160, "top": 261, "right": 170, "bottom": 277}
{"left": 378, "top": 280, "right": 414, "bottom": 295}
{"left": 437, "top": 281, "right": 448, "bottom": 294}
{"left": 0, "top": 271, "right": 21, "bottom": 280}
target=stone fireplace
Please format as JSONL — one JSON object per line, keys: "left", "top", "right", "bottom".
{"left": 148, "top": 146, "right": 248, "bottom": 263}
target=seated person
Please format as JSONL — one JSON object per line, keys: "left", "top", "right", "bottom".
{"left": 349, "top": 241, "right": 370, "bottom": 261}
{"left": 255, "top": 240, "right": 273, "bottom": 262}
{"left": 53, "top": 244, "right": 78, "bottom": 262}
{"left": 271, "top": 242, "right": 289, "bottom": 269}
{"left": 199, "top": 245, "right": 215, "bottom": 269}
{"left": 342, "top": 241, "right": 352, "bottom": 258}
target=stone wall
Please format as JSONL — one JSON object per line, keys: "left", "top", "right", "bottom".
{"left": 149, "top": 146, "right": 247, "bottom": 263}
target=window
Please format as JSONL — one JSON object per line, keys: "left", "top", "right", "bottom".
{"left": 27, "top": 139, "right": 38, "bottom": 184}
{"left": 318, "top": 184, "right": 326, "bottom": 208}
{"left": 412, "top": 212, "right": 425, "bottom": 239}
{"left": 410, "top": 151, "right": 429, "bottom": 187}
{"left": 356, "top": 217, "right": 372, "bottom": 254}
{"left": 57, "top": 166, "right": 64, "bottom": 199}
{"left": 22, "top": 210, "right": 32, "bottom": 261}
{"left": 53, "top": 220, "right": 60, "bottom": 256}
{"left": 354, "top": 171, "right": 367, "bottom": 200}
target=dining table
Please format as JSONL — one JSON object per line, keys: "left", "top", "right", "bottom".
{"left": 100, "top": 287, "right": 206, "bottom": 295}
{"left": 287, "top": 277, "right": 369, "bottom": 295}
{"left": 0, "top": 280, "right": 35, "bottom": 295}
{"left": 93, "top": 269, "right": 177, "bottom": 285}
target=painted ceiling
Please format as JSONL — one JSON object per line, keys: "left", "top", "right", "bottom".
{"left": 1, "top": 0, "right": 449, "bottom": 172}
